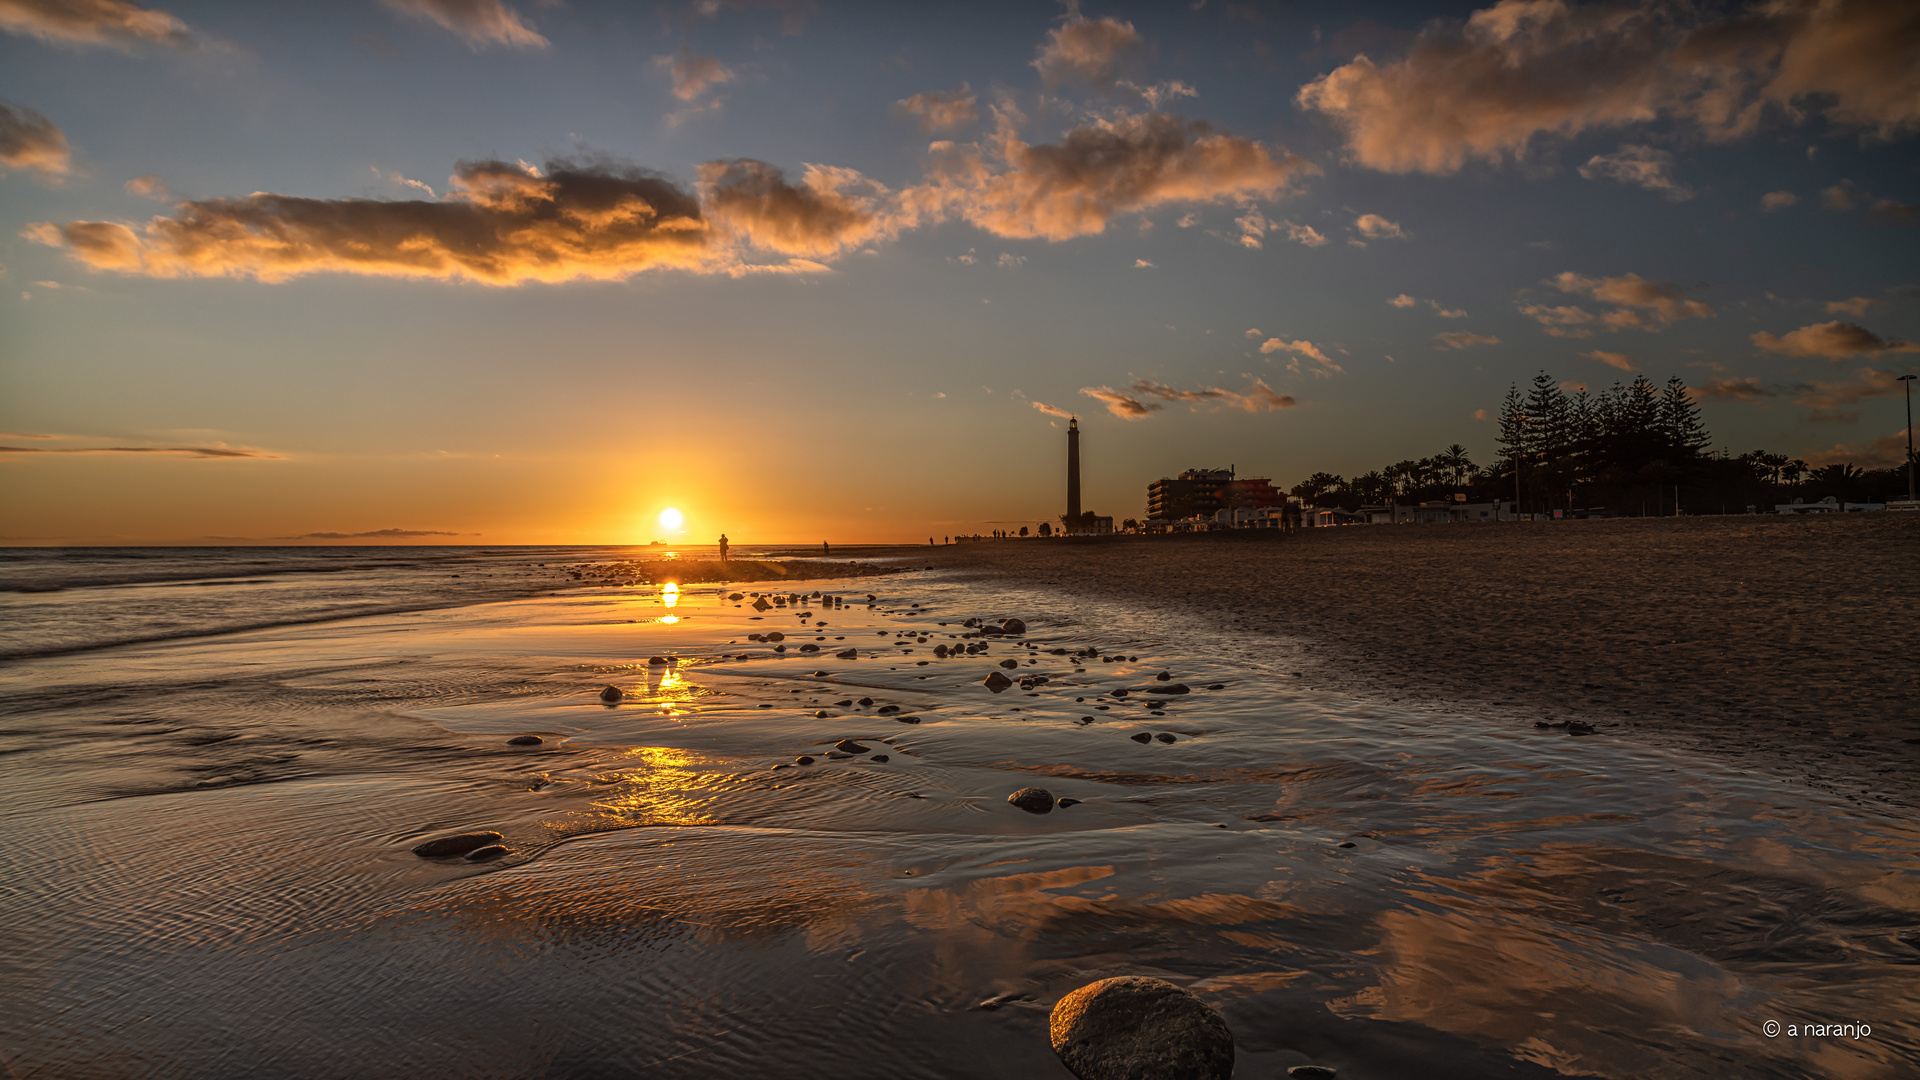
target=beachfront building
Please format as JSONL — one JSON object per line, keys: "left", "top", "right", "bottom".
{"left": 1147, "top": 469, "right": 1282, "bottom": 521}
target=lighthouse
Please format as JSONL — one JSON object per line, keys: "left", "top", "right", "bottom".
{"left": 1066, "top": 416, "right": 1082, "bottom": 523}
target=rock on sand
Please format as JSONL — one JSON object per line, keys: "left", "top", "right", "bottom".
{"left": 1007, "top": 787, "right": 1055, "bottom": 813}
{"left": 412, "top": 831, "right": 504, "bottom": 858}
{"left": 1048, "top": 976, "right": 1233, "bottom": 1080}
{"left": 598, "top": 685, "right": 623, "bottom": 702}
{"left": 984, "top": 671, "right": 1013, "bottom": 691}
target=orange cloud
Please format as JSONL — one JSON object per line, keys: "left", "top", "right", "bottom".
{"left": 1752, "top": 321, "right": 1917, "bottom": 360}
{"left": 0, "top": 102, "right": 70, "bottom": 178}
{"left": 1354, "top": 213, "right": 1407, "bottom": 239}
{"left": 1132, "top": 378, "right": 1298, "bottom": 412}
{"left": 1551, "top": 271, "right": 1713, "bottom": 331}
{"left": 1760, "top": 190, "right": 1799, "bottom": 212}
{"left": 0, "top": 0, "right": 191, "bottom": 48}
{"left": 1578, "top": 143, "right": 1691, "bottom": 200}
{"left": 914, "top": 110, "right": 1314, "bottom": 241}
{"left": 26, "top": 157, "right": 747, "bottom": 284}
{"left": 894, "top": 86, "right": 978, "bottom": 132}
{"left": 1800, "top": 427, "right": 1914, "bottom": 469}
{"left": 1435, "top": 331, "right": 1500, "bottom": 349}
{"left": 1517, "top": 302, "right": 1596, "bottom": 338}
{"left": 1033, "top": 13, "right": 1142, "bottom": 87}
{"left": 1080, "top": 386, "right": 1159, "bottom": 420}
{"left": 1298, "top": 0, "right": 1920, "bottom": 175}
{"left": 381, "top": 0, "right": 546, "bottom": 49}
{"left": 1258, "top": 337, "right": 1342, "bottom": 377}
{"left": 660, "top": 47, "right": 733, "bottom": 101}
{"left": 1824, "top": 297, "right": 1881, "bottom": 316}
{"left": 1582, "top": 349, "right": 1637, "bottom": 371}
{"left": 1031, "top": 400, "right": 1073, "bottom": 418}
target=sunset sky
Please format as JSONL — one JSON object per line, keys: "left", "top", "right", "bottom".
{"left": 2, "top": 0, "right": 1916, "bottom": 544}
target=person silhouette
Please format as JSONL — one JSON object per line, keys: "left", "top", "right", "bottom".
{"left": 718, "top": 534, "right": 729, "bottom": 562}
{"left": 823, "top": 541, "right": 830, "bottom": 556}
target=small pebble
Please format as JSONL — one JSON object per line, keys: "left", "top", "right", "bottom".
{"left": 1057, "top": 797, "right": 1080, "bottom": 808}
{"left": 896, "top": 715, "right": 921, "bottom": 724}
{"left": 1130, "top": 732, "right": 1152, "bottom": 743}
{"left": 507, "top": 735, "right": 543, "bottom": 746}
{"left": 834, "top": 739, "right": 870, "bottom": 753}
{"left": 795, "top": 755, "right": 815, "bottom": 765}
{"left": 869, "top": 754, "right": 889, "bottom": 763}
{"left": 1288, "top": 1068, "right": 1337, "bottom": 1079}
{"left": 598, "top": 685, "right": 623, "bottom": 702}
{"left": 1154, "top": 733, "right": 1176, "bottom": 743}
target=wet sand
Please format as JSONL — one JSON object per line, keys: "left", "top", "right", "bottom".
{"left": 3, "top": 549, "right": 1916, "bottom": 1078}
{"left": 929, "top": 514, "right": 1920, "bottom": 809}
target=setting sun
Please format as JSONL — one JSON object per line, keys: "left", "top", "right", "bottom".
{"left": 658, "top": 508, "right": 684, "bottom": 532}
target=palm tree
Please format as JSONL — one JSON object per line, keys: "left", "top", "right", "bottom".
{"left": 1442, "top": 444, "right": 1473, "bottom": 486}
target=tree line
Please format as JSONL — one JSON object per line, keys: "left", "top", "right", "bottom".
{"left": 1289, "top": 372, "right": 1915, "bottom": 515}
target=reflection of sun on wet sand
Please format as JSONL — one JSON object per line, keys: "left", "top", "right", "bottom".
{"left": 930, "top": 514, "right": 1920, "bottom": 809}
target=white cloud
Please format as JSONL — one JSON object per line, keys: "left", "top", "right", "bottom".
{"left": 1578, "top": 144, "right": 1692, "bottom": 201}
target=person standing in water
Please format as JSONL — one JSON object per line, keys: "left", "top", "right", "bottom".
{"left": 718, "top": 534, "right": 729, "bottom": 562}
{"left": 822, "top": 541, "right": 830, "bottom": 556}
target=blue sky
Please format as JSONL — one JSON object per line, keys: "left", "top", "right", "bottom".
{"left": 2, "top": 0, "right": 1916, "bottom": 543}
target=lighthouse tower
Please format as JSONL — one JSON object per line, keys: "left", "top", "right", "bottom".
{"left": 1066, "top": 416, "right": 1082, "bottom": 525}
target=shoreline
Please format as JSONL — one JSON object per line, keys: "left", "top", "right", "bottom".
{"left": 918, "top": 514, "right": 1920, "bottom": 810}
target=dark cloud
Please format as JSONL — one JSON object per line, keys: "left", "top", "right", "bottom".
{"left": 26, "top": 157, "right": 775, "bottom": 284}
{"left": 380, "top": 0, "right": 546, "bottom": 49}
{"left": 0, "top": 0, "right": 192, "bottom": 48}
{"left": 915, "top": 110, "right": 1314, "bottom": 241}
{"left": 1079, "top": 386, "right": 1160, "bottom": 420}
{"left": 1132, "top": 378, "right": 1298, "bottom": 412}
{"left": 1300, "top": 0, "right": 1920, "bottom": 174}
{"left": 700, "top": 159, "right": 891, "bottom": 258}
{"left": 0, "top": 101, "right": 70, "bottom": 178}
{"left": 285, "top": 528, "right": 466, "bottom": 539}
{"left": 0, "top": 444, "right": 280, "bottom": 458}
{"left": 1752, "top": 320, "right": 1918, "bottom": 360}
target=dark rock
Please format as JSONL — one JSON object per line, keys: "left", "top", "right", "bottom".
{"left": 1049, "top": 976, "right": 1233, "bottom": 1080}
{"left": 507, "top": 735, "right": 544, "bottom": 746}
{"left": 984, "top": 671, "right": 1013, "bottom": 692}
{"left": 1146, "top": 684, "right": 1191, "bottom": 695}
{"left": 598, "top": 685, "right": 623, "bottom": 702}
{"left": 800, "top": 643, "right": 820, "bottom": 652}
{"left": 412, "top": 831, "right": 504, "bottom": 858}
{"left": 815, "top": 710, "right": 831, "bottom": 718}
{"left": 1057, "top": 797, "right": 1080, "bottom": 807}
{"left": 1288, "top": 1068, "right": 1338, "bottom": 1079}
{"left": 859, "top": 697, "right": 875, "bottom": 706}
{"left": 648, "top": 655, "right": 669, "bottom": 666}
{"left": 795, "top": 756, "right": 815, "bottom": 765}
{"left": 896, "top": 715, "right": 921, "bottom": 724}
{"left": 1130, "top": 732, "right": 1152, "bottom": 743}
{"left": 1112, "top": 688, "right": 1130, "bottom": 697}
{"left": 813, "top": 670, "right": 829, "bottom": 676}
{"left": 964, "top": 617, "right": 980, "bottom": 627}
{"left": 878, "top": 705, "right": 900, "bottom": 715}
{"left": 834, "top": 739, "right": 870, "bottom": 753}
{"left": 836, "top": 648, "right": 858, "bottom": 659}
{"left": 1154, "top": 733, "right": 1177, "bottom": 743}
{"left": 1337, "top": 841, "right": 1356, "bottom": 848}
{"left": 998, "top": 658, "right": 1019, "bottom": 669}
{"left": 753, "top": 597, "right": 772, "bottom": 611}
{"left": 728, "top": 593, "right": 744, "bottom": 601}
{"left": 869, "top": 754, "right": 889, "bottom": 763}
{"left": 1156, "top": 671, "right": 1171, "bottom": 681}
{"left": 1003, "top": 618, "right": 1027, "bottom": 634}
{"left": 826, "top": 751, "right": 853, "bottom": 760}
{"left": 1007, "top": 787, "right": 1054, "bottom": 813}
{"left": 1567, "top": 721, "right": 1596, "bottom": 736}
{"left": 934, "top": 644, "right": 950, "bottom": 657}
{"left": 767, "top": 631, "right": 786, "bottom": 642}
{"left": 774, "top": 645, "right": 787, "bottom": 652}
{"left": 1206, "top": 683, "right": 1225, "bottom": 690}
{"left": 834, "top": 699, "right": 853, "bottom": 707}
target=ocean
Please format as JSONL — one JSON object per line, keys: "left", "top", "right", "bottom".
{"left": 0, "top": 545, "right": 1913, "bottom": 1078}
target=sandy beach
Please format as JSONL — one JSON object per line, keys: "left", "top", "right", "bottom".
{"left": 929, "top": 514, "right": 1920, "bottom": 810}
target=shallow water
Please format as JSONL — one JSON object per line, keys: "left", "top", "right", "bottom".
{"left": 1, "top": 568, "right": 1914, "bottom": 1079}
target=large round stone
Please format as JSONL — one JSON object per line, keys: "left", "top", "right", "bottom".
{"left": 1049, "top": 976, "right": 1233, "bottom": 1080}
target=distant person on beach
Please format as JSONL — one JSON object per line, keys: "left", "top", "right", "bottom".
{"left": 823, "top": 541, "right": 830, "bottom": 556}
{"left": 718, "top": 534, "right": 729, "bottom": 562}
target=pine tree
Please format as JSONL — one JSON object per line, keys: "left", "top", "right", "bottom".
{"left": 1660, "top": 376, "right": 1710, "bottom": 458}
{"left": 1496, "top": 383, "right": 1529, "bottom": 465}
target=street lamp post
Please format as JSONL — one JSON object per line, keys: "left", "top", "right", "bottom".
{"left": 1901, "top": 374, "right": 1917, "bottom": 504}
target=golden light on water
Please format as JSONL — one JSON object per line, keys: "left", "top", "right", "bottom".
{"left": 661, "top": 583, "right": 679, "bottom": 607}
{"left": 659, "top": 615, "right": 681, "bottom": 624}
